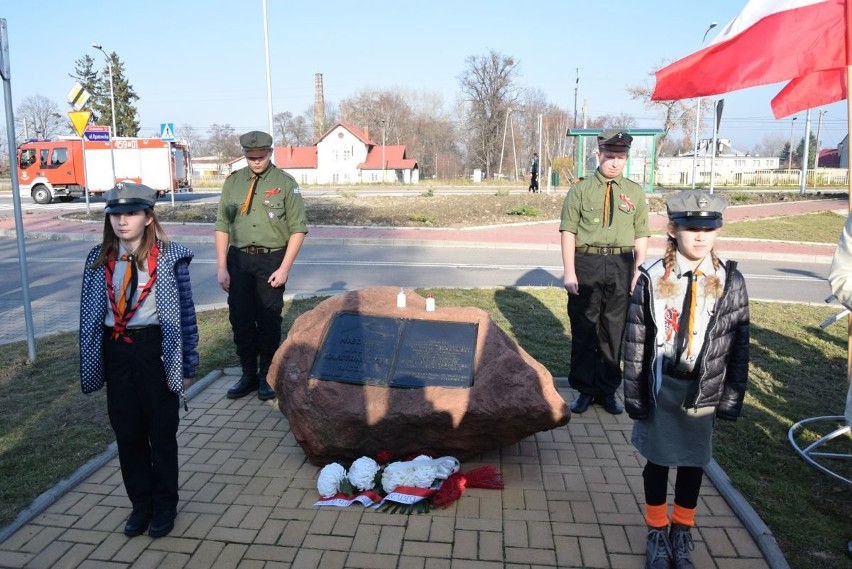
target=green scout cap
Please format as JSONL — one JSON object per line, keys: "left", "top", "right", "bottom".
{"left": 597, "top": 129, "right": 632, "bottom": 150}
{"left": 240, "top": 131, "right": 273, "bottom": 154}
{"left": 666, "top": 190, "right": 728, "bottom": 229}
{"left": 103, "top": 182, "right": 156, "bottom": 214}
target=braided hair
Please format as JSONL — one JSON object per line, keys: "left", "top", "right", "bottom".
{"left": 656, "top": 222, "right": 723, "bottom": 300}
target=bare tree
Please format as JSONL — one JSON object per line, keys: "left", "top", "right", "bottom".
{"left": 627, "top": 68, "right": 701, "bottom": 159}
{"left": 752, "top": 133, "right": 786, "bottom": 158}
{"left": 14, "top": 95, "right": 68, "bottom": 143}
{"left": 458, "top": 50, "right": 522, "bottom": 178}
{"left": 178, "top": 124, "right": 204, "bottom": 154}
{"left": 207, "top": 124, "right": 240, "bottom": 171}
{"left": 274, "top": 112, "right": 314, "bottom": 146}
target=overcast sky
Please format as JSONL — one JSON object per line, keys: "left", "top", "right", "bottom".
{"left": 2, "top": 0, "right": 847, "bottom": 150}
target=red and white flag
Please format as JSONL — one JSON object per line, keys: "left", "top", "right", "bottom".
{"left": 652, "top": 0, "right": 848, "bottom": 118}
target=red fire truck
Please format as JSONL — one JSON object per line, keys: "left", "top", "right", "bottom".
{"left": 16, "top": 137, "right": 192, "bottom": 204}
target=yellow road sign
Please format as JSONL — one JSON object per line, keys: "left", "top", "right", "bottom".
{"left": 67, "top": 82, "right": 90, "bottom": 111}
{"left": 68, "top": 110, "right": 92, "bottom": 137}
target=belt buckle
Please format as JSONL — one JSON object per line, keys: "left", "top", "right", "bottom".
{"left": 600, "top": 247, "right": 612, "bottom": 256}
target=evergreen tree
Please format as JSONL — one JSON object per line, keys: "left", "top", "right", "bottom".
{"left": 91, "top": 51, "right": 140, "bottom": 137}
{"left": 795, "top": 132, "right": 819, "bottom": 169}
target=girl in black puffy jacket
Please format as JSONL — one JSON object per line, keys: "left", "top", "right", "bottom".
{"left": 622, "top": 190, "right": 749, "bottom": 569}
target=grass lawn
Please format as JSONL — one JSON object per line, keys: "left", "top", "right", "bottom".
{"left": 1, "top": 289, "right": 851, "bottom": 568}
{"left": 652, "top": 211, "right": 848, "bottom": 243}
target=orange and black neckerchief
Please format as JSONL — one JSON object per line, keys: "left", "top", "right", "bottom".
{"left": 105, "top": 242, "right": 159, "bottom": 342}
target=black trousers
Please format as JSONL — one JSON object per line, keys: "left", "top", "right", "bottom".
{"left": 567, "top": 251, "right": 633, "bottom": 395}
{"left": 227, "top": 246, "right": 286, "bottom": 372}
{"left": 103, "top": 328, "right": 179, "bottom": 514}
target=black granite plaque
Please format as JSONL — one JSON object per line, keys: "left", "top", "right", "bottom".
{"left": 310, "top": 312, "right": 477, "bottom": 388}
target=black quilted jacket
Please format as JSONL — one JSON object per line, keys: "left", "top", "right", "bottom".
{"left": 623, "top": 259, "right": 750, "bottom": 421}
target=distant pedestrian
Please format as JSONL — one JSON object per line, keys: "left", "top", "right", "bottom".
{"left": 215, "top": 131, "right": 308, "bottom": 401}
{"left": 528, "top": 153, "right": 539, "bottom": 192}
{"left": 623, "top": 190, "right": 750, "bottom": 569}
{"left": 559, "top": 130, "right": 649, "bottom": 415}
{"left": 79, "top": 182, "right": 198, "bottom": 539}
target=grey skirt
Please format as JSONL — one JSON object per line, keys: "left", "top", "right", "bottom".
{"left": 632, "top": 373, "right": 716, "bottom": 467}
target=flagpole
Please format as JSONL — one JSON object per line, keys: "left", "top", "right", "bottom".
{"left": 845, "top": 0, "right": 852, "bottom": 377}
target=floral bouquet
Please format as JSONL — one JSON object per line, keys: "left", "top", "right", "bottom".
{"left": 315, "top": 452, "right": 504, "bottom": 514}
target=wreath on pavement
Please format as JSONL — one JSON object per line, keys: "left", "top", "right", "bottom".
{"left": 314, "top": 451, "right": 504, "bottom": 514}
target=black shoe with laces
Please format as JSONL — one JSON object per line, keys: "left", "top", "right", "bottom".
{"left": 669, "top": 523, "right": 696, "bottom": 569}
{"left": 645, "top": 526, "right": 672, "bottom": 569}
{"left": 148, "top": 510, "right": 176, "bottom": 538}
{"left": 123, "top": 507, "right": 151, "bottom": 537}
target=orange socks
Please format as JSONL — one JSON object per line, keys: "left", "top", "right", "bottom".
{"left": 644, "top": 503, "right": 669, "bottom": 528}
{"left": 672, "top": 504, "right": 697, "bottom": 527}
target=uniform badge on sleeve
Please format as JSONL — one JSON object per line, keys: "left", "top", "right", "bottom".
{"left": 293, "top": 186, "right": 302, "bottom": 194}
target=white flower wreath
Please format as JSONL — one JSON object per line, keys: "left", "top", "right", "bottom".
{"left": 317, "top": 462, "right": 347, "bottom": 498}
{"left": 347, "top": 456, "right": 380, "bottom": 491}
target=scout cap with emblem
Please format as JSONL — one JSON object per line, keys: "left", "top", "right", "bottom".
{"left": 597, "top": 129, "right": 633, "bottom": 150}
{"left": 666, "top": 190, "right": 728, "bottom": 229}
{"left": 103, "top": 182, "right": 157, "bottom": 214}
{"left": 240, "top": 130, "right": 273, "bottom": 158}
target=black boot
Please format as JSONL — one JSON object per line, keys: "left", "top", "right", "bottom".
{"left": 227, "top": 358, "right": 259, "bottom": 400}
{"left": 645, "top": 525, "right": 672, "bottom": 569}
{"left": 669, "top": 524, "right": 696, "bottom": 569}
{"left": 257, "top": 367, "right": 276, "bottom": 401}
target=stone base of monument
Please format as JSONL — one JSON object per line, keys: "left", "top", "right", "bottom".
{"left": 270, "top": 287, "right": 570, "bottom": 466}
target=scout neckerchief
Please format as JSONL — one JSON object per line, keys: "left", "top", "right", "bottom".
{"left": 239, "top": 173, "right": 259, "bottom": 215}
{"left": 602, "top": 180, "right": 614, "bottom": 227}
{"left": 105, "top": 242, "right": 159, "bottom": 342}
{"left": 675, "top": 268, "right": 704, "bottom": 365}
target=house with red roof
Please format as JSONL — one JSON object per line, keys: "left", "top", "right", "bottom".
{"left": 229, "top": 122, "right": 419, "bottom": 185}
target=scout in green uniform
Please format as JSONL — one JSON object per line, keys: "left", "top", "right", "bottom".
{"left": 559, "top": 130, "right": 650, "bottom": 415}
{"left": 214, "top": 131, "right": 308, "bottom": 401}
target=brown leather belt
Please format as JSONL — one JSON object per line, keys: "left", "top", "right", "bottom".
{"left": 576, "top": 245, "right": 634, "bottom": 256}
{"left": 238, "top": 245, "right": 284, "bottom": 255}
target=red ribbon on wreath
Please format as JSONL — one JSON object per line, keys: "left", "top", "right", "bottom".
{"left": 432, "top": 466, "right": 504, "bottom": 509}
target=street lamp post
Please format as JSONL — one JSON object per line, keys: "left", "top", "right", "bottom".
{"left": 91, "top": 44, "right": 117, "bottom": 138}
{"left": 691, "top": 21, "right": 717, "bottom": 189}
{"left": 381, "top": 119, "right": 386, "bottom": 183}
{"left": 788, "top": 116, "right": 798, "bottom": 171}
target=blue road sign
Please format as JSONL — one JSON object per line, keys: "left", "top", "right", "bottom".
{"left": 160, "top": 123, "right": 175, "bottom": 141}
{"left": 84, "top": 128, "right": 110, "bottom": 142}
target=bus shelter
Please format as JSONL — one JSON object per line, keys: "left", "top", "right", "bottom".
{"left": 567, "top": 128, "right": 665, "bottom": 192}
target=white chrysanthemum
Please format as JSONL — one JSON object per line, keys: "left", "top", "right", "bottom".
{"left": 347, "top": 457, "right": 380, "bottom": 491}
{"left": 381, "top": 456, "right": 439, "bottom": 493}
{"left": 317, "top": 463, "right": 347, "bottom": 498}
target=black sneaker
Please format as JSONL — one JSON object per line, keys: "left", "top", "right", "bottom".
{"left": 123, "top": 508, "right": 151, "bottom": 537}
{"left": 148, "top": 510, "right": 176, "bottom": 538}
{"left": 226, "top": 373, "right": 259, "bottom": 399}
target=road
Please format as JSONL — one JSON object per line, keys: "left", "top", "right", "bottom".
{"left": 0, "top": 236, "right": 835, "bottom": 345}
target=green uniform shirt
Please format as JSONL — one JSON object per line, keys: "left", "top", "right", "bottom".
{"left": 215, "top": 164, "right": 308, "bottom": 249}
{"left": 559, "top": 170, "right": 650, "bottom": 246}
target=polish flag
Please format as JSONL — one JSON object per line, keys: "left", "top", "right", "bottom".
{"left": 651, "top": 0, "right": 848, "bottom": 118}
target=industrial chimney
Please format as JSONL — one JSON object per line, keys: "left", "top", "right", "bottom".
{"left": 314, "top": 73, "right": 325, "bottom": 139}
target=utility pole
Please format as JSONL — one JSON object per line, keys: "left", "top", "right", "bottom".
{"left": 571, "top": 67, "right": 578, "bottom": 157}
